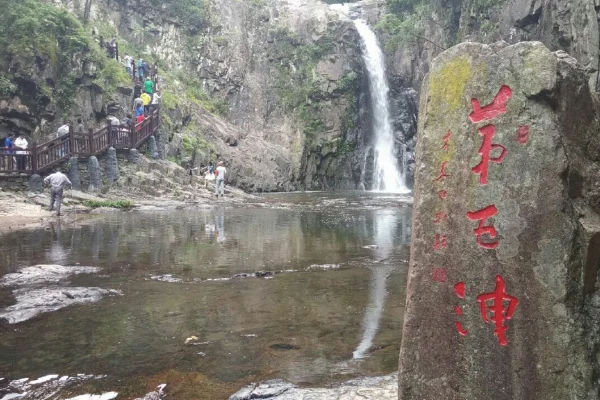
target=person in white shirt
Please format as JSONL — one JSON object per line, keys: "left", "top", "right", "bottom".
{"left": 150, "top": 91, "right": 161, "bottom": 113}
{"left": 214, "top": 161, "right": 227, "bottom": 197}
{"left": 14, "top": 134, "right": 28, "bottom": 171}
{"left": 44, "top": 170, "right": 72, "bottom": 216}
{"left": 123, "top": 53, "right": 132, "bottom": 74}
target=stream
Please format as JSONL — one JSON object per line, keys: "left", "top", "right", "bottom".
{"left": 0, "top": 192, "right": 411, "bottom": 399}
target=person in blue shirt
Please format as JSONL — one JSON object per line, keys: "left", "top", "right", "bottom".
{"left": 3, "top": 133, "right": 15, "bottom": 171}
{"left": 4, "top": 133, "right": 14, "bottom": 153}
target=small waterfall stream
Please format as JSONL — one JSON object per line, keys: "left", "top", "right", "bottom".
{"left": 354, "top": 20, "right": 409, "bottom": 193}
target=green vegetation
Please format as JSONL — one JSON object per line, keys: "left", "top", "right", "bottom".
{"left": 182, "top": 77, "right": 229, "bottom": 116}
{"left": 181, "top": 124, "right": 215, "bottom": 157}
{"left": 0, "top": 0, "right": 130, "bottom": 115}
{"left": 86, "top": 200, "right": 134, "bottom": 209}
{"left": 0, "top": 74, "right": 17, "bottom": 98}
{"left": 148, "top": 0, "right": 208, "bottom": 33}
{"left": 376, "top": 0, "right": 439, "bottom": 51}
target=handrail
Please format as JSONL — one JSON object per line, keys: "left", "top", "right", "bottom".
{"left": 0, "top": 107, "right": 160, "bottom": 176}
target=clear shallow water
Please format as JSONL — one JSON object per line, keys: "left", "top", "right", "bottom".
{"left": 0, "top": 192, "right": 411, "bottom": 399}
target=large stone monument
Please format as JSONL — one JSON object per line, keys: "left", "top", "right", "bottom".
{"left": 399, "top": 42, "right": 600, "bottom": 399}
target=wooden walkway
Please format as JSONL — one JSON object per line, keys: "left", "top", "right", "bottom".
{"left": 0, "top": 108, "right": 160, "bottom": 176}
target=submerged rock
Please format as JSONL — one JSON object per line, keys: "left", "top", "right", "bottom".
{"left": 229, "top": 374, "right": 397, "bottom": 400}
{"left": 0, "top": 265, "right": 99, "bottom": 287}
{"left": 0, "top": 287, "right": 122, "bottom": 324}
{"left": 0, "top": 374, "right": 105, "bottom": 400}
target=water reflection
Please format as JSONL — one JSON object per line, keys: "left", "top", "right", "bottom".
{"left": 353, "top": 210, "right": 405, "bottom": 359}
{"left": 0, "top": 196, "right": 412, "bottom": 398}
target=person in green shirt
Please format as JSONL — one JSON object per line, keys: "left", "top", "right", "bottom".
{"left": 144, "top": 77, "right": 154, "bottom": 95}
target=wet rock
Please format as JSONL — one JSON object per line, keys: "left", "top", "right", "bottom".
{"left": 0, "top": 374, "right": 105, "bottom": 400}
{"left": 128, "top": 148, "right": 140, "bottom": 164}
{"left": 147, "top": 136, "right": 158, "bottom": 159}
{"left": 134, "top": 384, "right": 166, "bottom": 400}
{"left": 0, "top": 265, "right": 99, "bottom": 287}
{"left": 65, "top": 392, "right": 118, "bottom": 400}
{"left": 67, "top": 157, "right": 81, "bottom": 190}
{"left": 269, "top": 343, "right": 300, "bottom": 351}
{"left": 28, "top": 174, "right": 43, "bottom": 194}
{"left": 399, "top": 41, "right": 600, "bottom": 399}
{"left": 0, "top": 287, "right": 122, "bottom": 324}
{"left": 229, "top": 374, "right": 397, "bottom": 400}
{"left": 105, "top": 147, "right": 119, "bottom": 185}
{"left": 88, "top": 156, "right": 102, "bottom": 192}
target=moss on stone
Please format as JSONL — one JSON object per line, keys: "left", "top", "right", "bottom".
{"left": 429, "top": 56, "right": 472, "bottom": 114}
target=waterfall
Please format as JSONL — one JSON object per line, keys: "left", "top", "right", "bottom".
{"left": 354, "top": 20, "right": 409, "bottom": 193}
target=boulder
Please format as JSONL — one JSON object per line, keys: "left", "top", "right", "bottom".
{"left": 148, "top": 136, "right": 159, "bottom": 159}
{"left": 28, "top": 174, "right": 43, "bottom": 194}
{"left": 399, "top": 42, "right": 600, "bottom": 399}
{"left": 128, "top": 148, "right": 140, "bottom": 164}
{"left": 67, "top": 157, "right": 81, "bottom": 190}
{"left": 105, "top": 147, "right": 119, "bottom": 185}
{"left": 88, "top": 156, "right": 102, "bottom": 192}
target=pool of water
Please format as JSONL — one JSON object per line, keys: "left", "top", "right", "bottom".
{"left": 0, "top": 192, "right": 411, "bottom": 399}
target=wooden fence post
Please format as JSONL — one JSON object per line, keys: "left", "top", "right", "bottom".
{"left": 31, "top": 142, "right": 37, "bottom": 174}
{"left": 108, "top": 120, "right": 113, "bottom": 148}
{"left": 88, "top": 128, "right": 94, "bottom": 155}
{"left": 69, "top": 123, "right": 74, "bottom": 157}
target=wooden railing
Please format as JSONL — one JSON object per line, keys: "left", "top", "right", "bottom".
{"left": 0, "top": 108, "right": 159, "bottom": 176}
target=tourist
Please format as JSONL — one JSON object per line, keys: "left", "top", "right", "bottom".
{"left": 14, "top": 134, "right": 28, "bottom": 171}
{"left": 123, "top": 53, "right": 132, "bottom": 74}
{"left": 143, "top": 60, "right": 150, "bottom": 79}
{"left": 136, "top": 105, "right": 145, "bottom": 126}
{"left": 75, "top": 118, "right": 85, "bottom": 134}
{"left": 109, "top": 116, "right": 120, "bottom": 144}
{"left": 56, "top": 120, "right": 69, "bottom": 138}
{"left": 150, "top": 90, "right": 160, "bottom": 113}
{"left": 140, "top": 92, "right": 152, "bottom": 113}
{"left": 137, "top": 59, "right": 145, "bottom": 82}
{"left": 44, "top": 169, "right": 72, "bottom": 217}
{"left": 3, "top": 133, "right": 15, "bottom": 171}
{"left": 144, "top": 76, "right": 154, "bottom": 95}
{"left": 151, "top": 63, "right": 158, "bottom": 81}
{"left": 214, "top": 161, "right": 227, "bottom": 197}
{"left": 131, "top": 58, "right": 137, "bottom": 81}
{"left": 134, "top": 95, "right": 143, "bottom": 111}
{"left": 204, "top": 164, "right": 215, "bottom": 188}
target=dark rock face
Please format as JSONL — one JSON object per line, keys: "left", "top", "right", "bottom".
{"left": 147, "top": 136, "right": 158, "bottom": 160}
{"left": 105, "top": 147, "right": 119, "bottom": 184}
{"left": 155, "top": 129, "right": 165, "bottom": 160}
{"left": 67, "top": 157, "right": 81, "bottom": 190}
{"left": 28, "top": 174, "right": 43, "bottom": 193}
{"left": 399, "top": 42, "right": 600, "bottom": 399}
{"left": 88, "top": 156, "right": 102, "bottom": 191}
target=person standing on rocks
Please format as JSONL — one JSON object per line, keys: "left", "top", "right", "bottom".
{"left": 14, "top": 134, "right": 28, "bottom": 171}
{"left": 44, "top": 170, "right": 72, "bottom": 217}
{"left": 214, "top": 161, "right": 227, "bottom": 197}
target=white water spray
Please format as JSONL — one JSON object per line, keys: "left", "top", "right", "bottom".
{"left": 354, "top": 20, "right": 408, "bottom": 193}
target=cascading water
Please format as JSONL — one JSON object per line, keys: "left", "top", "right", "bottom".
{"left": 354, "top": 20, "right": 409, "bottom": 193}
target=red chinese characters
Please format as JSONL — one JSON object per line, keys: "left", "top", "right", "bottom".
{"left": 453, "top": 276, "right": 519, "bottom": 345}
{"left": 433, "top": 161, "right": 451, "bottom": 182}
{"left": 469, "top": 85, "right": 512, "bottom": 123}
{"left": 472, "top": 125, "right": 507, "bottom": 185}
{"left": 466, "top": 205, "right": 499, "bottom": 249}
{"left": 466, "top": 85, "right": 512, "bottom": 250}
{"left": 454, "top": 282, "right": 468, "bottom": 336}
{"left": 477, "top": 275, "right": 519, "bottom": 346}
